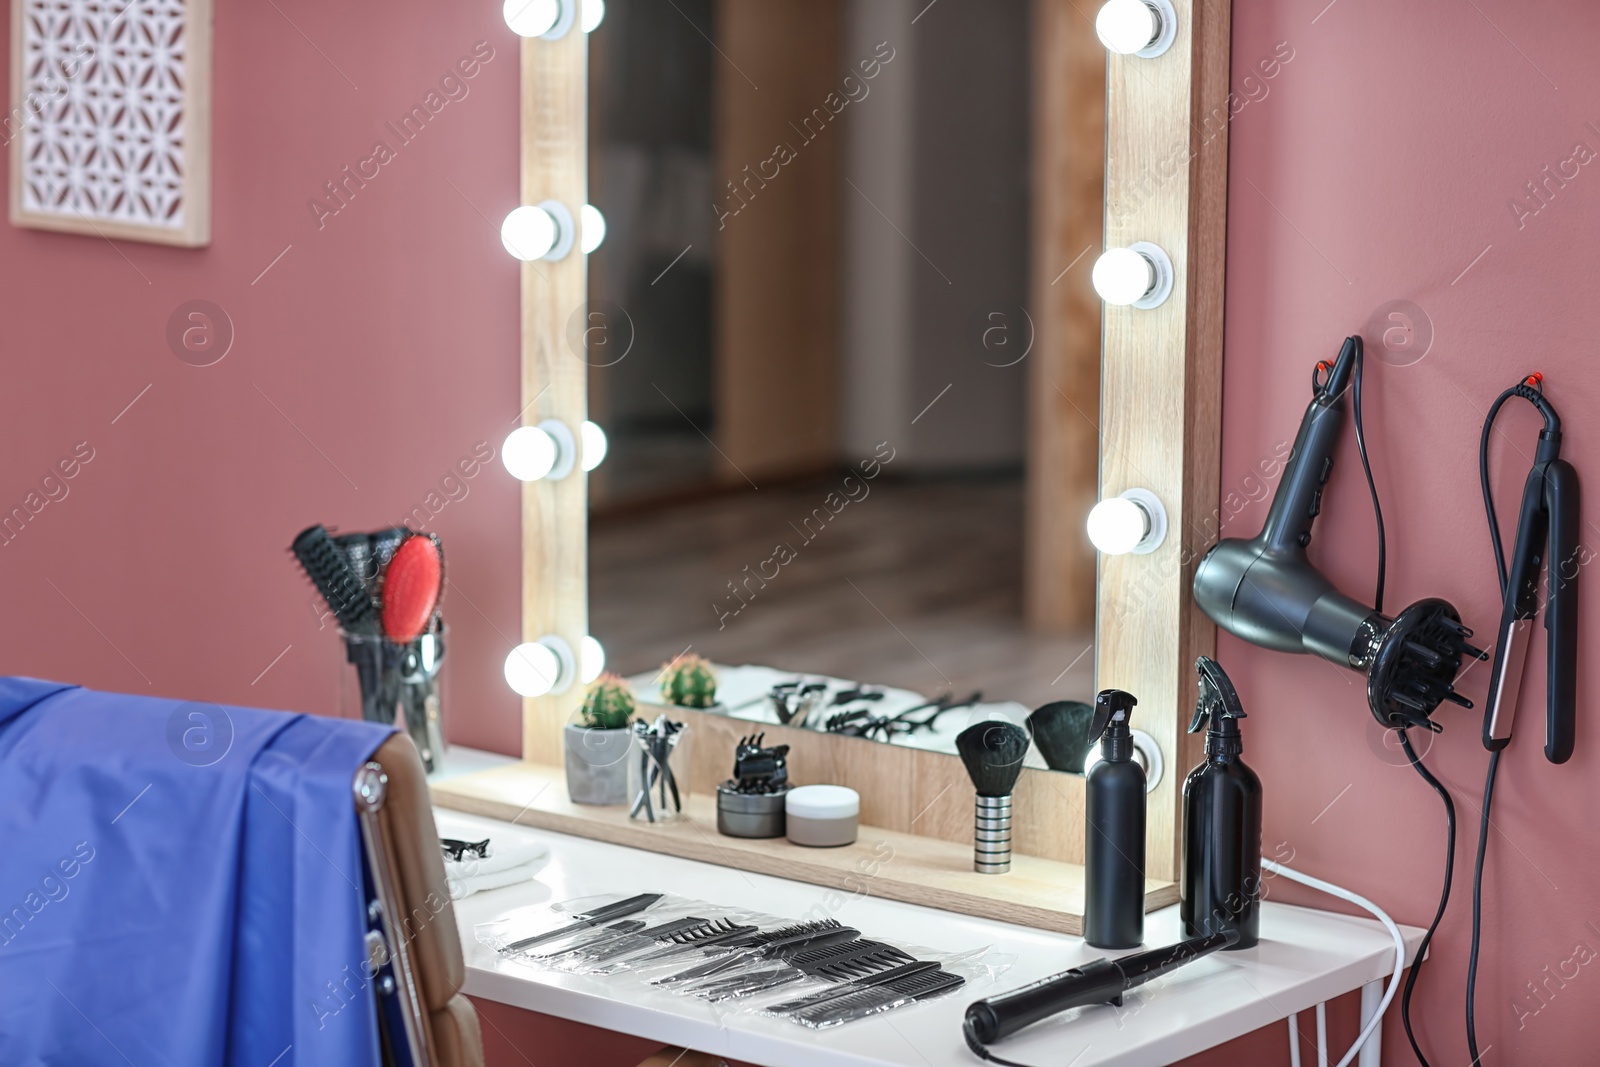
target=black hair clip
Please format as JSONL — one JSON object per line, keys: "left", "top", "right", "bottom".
{"left": 440, "top": 837, "right": 491, "bottom": 862}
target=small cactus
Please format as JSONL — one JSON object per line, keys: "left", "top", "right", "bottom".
{"left": 660, "top": 653, "right": 718, "bottom": 709}
{"left": 579, "top": 673, "right": 636, "bottom": 730}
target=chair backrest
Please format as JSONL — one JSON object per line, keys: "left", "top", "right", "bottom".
{"left": 354, "top": 734, "right": 484, "bottom": 1067}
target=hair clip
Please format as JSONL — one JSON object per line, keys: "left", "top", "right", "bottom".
{"left": 440, "top": 837, "right": 491, "bottom": 862}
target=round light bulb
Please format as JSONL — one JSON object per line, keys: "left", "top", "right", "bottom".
{"left": 1087, "top": 497, "right": 1150, "bottom": 555}
{"left": 580, "top": 420, "right": 608, "bottom": 472}
{"left": 581, "top": 0, "right": 605, "bottom": 33}
{"left": 503, "top": 0, "right": 561, "bottom": 38}
{"left": 580, "top": 635, "right": 605, "bottom": 684}
{"left": 1092, "top": 247, "right": 1156, "bottom": 306}
{"left": 501, "top": 205, "right": 557, "bottom": 261}
{"left": 1096, "top": 0, "right": 1159, "bottom": 55}
{"left": 502, "top": 425, "right": 558, "bottom": 481}
{"left": 504, "top": 642, "right": 560, "bottom": 697}
{"left": 580, "top": 204, "right": 607, "bottom": 254}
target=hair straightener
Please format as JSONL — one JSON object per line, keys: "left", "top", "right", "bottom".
{"left": 1463, "top": 374, "right": 1579, "bottom": 1065}
{"left": 1192, "top": 336, "right": 1488, "bottom": 730}
{"left": 1478, "top": 376, "right": 1578, "bottom": 763}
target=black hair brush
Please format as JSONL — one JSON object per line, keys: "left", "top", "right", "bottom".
{"left": 955, "top": 720, "right": 1031, "bottom": 874}
{"left": 293, "top": 524, "right": 378, "bottom": 634}
{"left": 1026, "top": 700, "right": 1096, "bottom": 773}
{"left": 293, "top": 524, "right": 390, "bottom": 723}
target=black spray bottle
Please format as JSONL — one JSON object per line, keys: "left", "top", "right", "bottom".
{"left": 1181, "top": 657, "right": 1262, "bottom": 949}
{"left": 1083, "top": 689, "right": 1146, "bottom": 949}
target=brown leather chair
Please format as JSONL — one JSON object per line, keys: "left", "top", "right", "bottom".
{"left": 636, "top": 1051, "right": 727, "bottom": 1067}
{"left": 353, "top": 734, "right": 484, "bottom": 1067}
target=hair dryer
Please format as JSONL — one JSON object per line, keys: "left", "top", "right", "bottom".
{"left": 1193, "top": 336, "right": 1488, "bottom": 730}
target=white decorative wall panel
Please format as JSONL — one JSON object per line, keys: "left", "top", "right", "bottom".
{"left": 9, "top": 0, "right": 211, "bottom": 246}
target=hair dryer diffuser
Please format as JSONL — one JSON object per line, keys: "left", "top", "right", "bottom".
{"left": 1193, "top": 337, "right": 1488, "bottom": 730}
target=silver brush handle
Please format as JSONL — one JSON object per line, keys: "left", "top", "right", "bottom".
{"left": 974, "top": 795, "right": 1012, "bottom": 874}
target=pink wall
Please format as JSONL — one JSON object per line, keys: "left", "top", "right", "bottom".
{"left": 0, "top": 1, "right": 526, "bottom": 754}
{"left": 1222, "top": 0, "right": 1600, "bottom": 1062}
{"left": 7, "top": 0, "right": 1595, "bottom": 1063}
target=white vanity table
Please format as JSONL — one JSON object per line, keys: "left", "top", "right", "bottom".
{"left": 434, "top": 759, "right": 1421, "bottom": 1067}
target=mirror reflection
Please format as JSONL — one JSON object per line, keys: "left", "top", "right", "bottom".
{"left": 583, "top": 0, "right": 1101, "bottom": 765}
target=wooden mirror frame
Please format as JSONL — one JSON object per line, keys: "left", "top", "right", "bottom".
{"left": 436, "top": 0, "right": 1230, "bottom": 929}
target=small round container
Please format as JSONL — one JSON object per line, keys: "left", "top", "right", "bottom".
{"left": 785, "top": 785, "right": 859, "bottom": 847}
{"left": 717, "top": 785, "right": 787, "bottom": 839}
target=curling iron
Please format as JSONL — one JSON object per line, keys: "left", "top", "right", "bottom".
{"left": 1193, "top": 336, "right": 1488, "bottom": 730}
{"left": 962, "top": 930, "right": 1237, "bottom": 1064}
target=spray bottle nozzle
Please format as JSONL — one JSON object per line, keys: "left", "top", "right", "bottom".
{"left": 1188, "top": 656, "right": 1247, "bottom": 736}
{"left": 1090, "top": 689, "right": 1138, "bottom": 743}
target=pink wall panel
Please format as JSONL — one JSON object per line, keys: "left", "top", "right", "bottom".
{"left": 0, "top": 1, "right": 526, "bottom": 754}
{"left": 1219, "top": 0, "right": 1600, "bottom": 1062}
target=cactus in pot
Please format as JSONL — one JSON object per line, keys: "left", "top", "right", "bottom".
{"left": 580, "top": 672, "right": 636, "bottom": 729}
{"left": 565, "top": 673, "right": 637, "bottom": 805}
{"left": 659, "top": 654, "right": 718, "bottom": 709}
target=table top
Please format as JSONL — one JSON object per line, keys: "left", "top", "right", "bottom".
{"left": 437, "top": 807, "right": 1423, "bottom": 1067}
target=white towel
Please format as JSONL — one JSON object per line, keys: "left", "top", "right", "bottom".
{"left": 443, "top": 839, "right": 549, "bottom": 900}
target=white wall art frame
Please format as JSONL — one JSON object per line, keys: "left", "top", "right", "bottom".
{"left": 9, "top": 0, "right": 212, "bottom": 246}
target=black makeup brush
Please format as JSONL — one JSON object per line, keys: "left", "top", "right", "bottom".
{"left": 955, "top": 720, "right": 1031, "bottom": 874}
{"left": 1026, "top": 700, "right": 1096, "bottom": 773}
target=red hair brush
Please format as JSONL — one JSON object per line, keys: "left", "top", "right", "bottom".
{"left": 381, "top": 534, "right": 443, "bottom": 644}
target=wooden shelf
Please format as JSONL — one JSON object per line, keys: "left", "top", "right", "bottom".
{"left": 431, "top": 761, "right": 1177, "bottom": 936}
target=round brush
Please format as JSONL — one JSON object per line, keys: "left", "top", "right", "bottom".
{"left": 292, "top": 524, "right": 378, "bottom": 635}
{"left": 955, "top": 720, "right": 1031, "bottom": 874}
{"left": 1026, "top": 700, "right": 1096, "bottom": 773}
{"left": 381, "top": 534, "right": 444, "bottom": 644}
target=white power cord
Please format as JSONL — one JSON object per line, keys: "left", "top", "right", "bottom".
{"left": 1263, "top": 859, "right": 1406, "bottom": 1067}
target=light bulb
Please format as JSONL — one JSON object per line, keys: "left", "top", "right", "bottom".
{"left": 1092, "top": 248, "right": 1155, "bottom": 305}
{"left": 1092, "top": 242, "right": 1174, "bottom": 309}
{"left": 1095, "top": 0, "right": 1175, "bottom": 58}
{"left": 505, "top": 642, "right": 560, "bottom": 697}
{"left": 1096, "top": 0, "right": 1158, "bottom": 54}
{"left": 1087, "top": 488, "right": 1168, "bottom": 555}
{"left": 1087, "top": 497, "right": 1149, "bottom": 555}
{"left": 580, "top": 420, "right": 608, "bottom": 472}
{"left": 582, "top": 0, "right": 605, "bottom": 33}
{"left": 580, "top": 204, "right": 606, "bottom": 254}
{"left": 501, "top": 205, "right": 557, "bottom": 261}
{"left": 503, "top": 0, "right": 561, "bottom": 38}
{"left": 580, "top": 635, "right": 605, "bottom": 684}
{"left": 502, "top": 426, "right": 557, "bottom": 481}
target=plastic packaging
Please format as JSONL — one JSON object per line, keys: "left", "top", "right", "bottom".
{"left": 476, "top": 893, "right": 1012, "bottom": 1029}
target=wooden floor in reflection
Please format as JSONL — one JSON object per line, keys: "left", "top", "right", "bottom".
{"left": 589, "top": 473, "right": 1094, "bottom": 711}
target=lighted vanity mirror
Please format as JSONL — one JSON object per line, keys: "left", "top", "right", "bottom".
{"left": 584, "top": 0, "right": 1103, "bottom": 772}
{"left": 436, "top": 0, "right": 1229, "bottom": 916}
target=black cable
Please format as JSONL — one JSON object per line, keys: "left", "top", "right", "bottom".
{"left": 1396, "top": 730, "right": 1455, "bottom": 1067}
{"left": 1349, "top": 340, "right": 1387, "bottom": 613}
{"left": 1352, "top": 345, "right": 1456, "bottom": 1066}
{"left": 962, "top": 1019, "right": 1034, "bottom": 1067}
{"left": 1466, "top": 749, "right": 1499, "bottom": 1066}
{"left": 1464, "top": 378, "right": 1549, "bottom": 1063}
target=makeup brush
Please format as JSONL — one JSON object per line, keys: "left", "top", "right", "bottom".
{"left": 1026, "top": 700, "right": 1097, "bottom": 773}
{"left": 381, "top": 534, "right": 443, "bottom": 644}
{"left": 955, "top": 720, "right": 1030, "bottom": 874}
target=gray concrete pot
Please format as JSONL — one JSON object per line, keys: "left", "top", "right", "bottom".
{"left": 564, "top": 724, "right": 633, "bottom": 805}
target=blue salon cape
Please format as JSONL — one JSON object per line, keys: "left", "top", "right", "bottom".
{"left": 0, "top": 678, "right": 395, "bottom": 1066}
